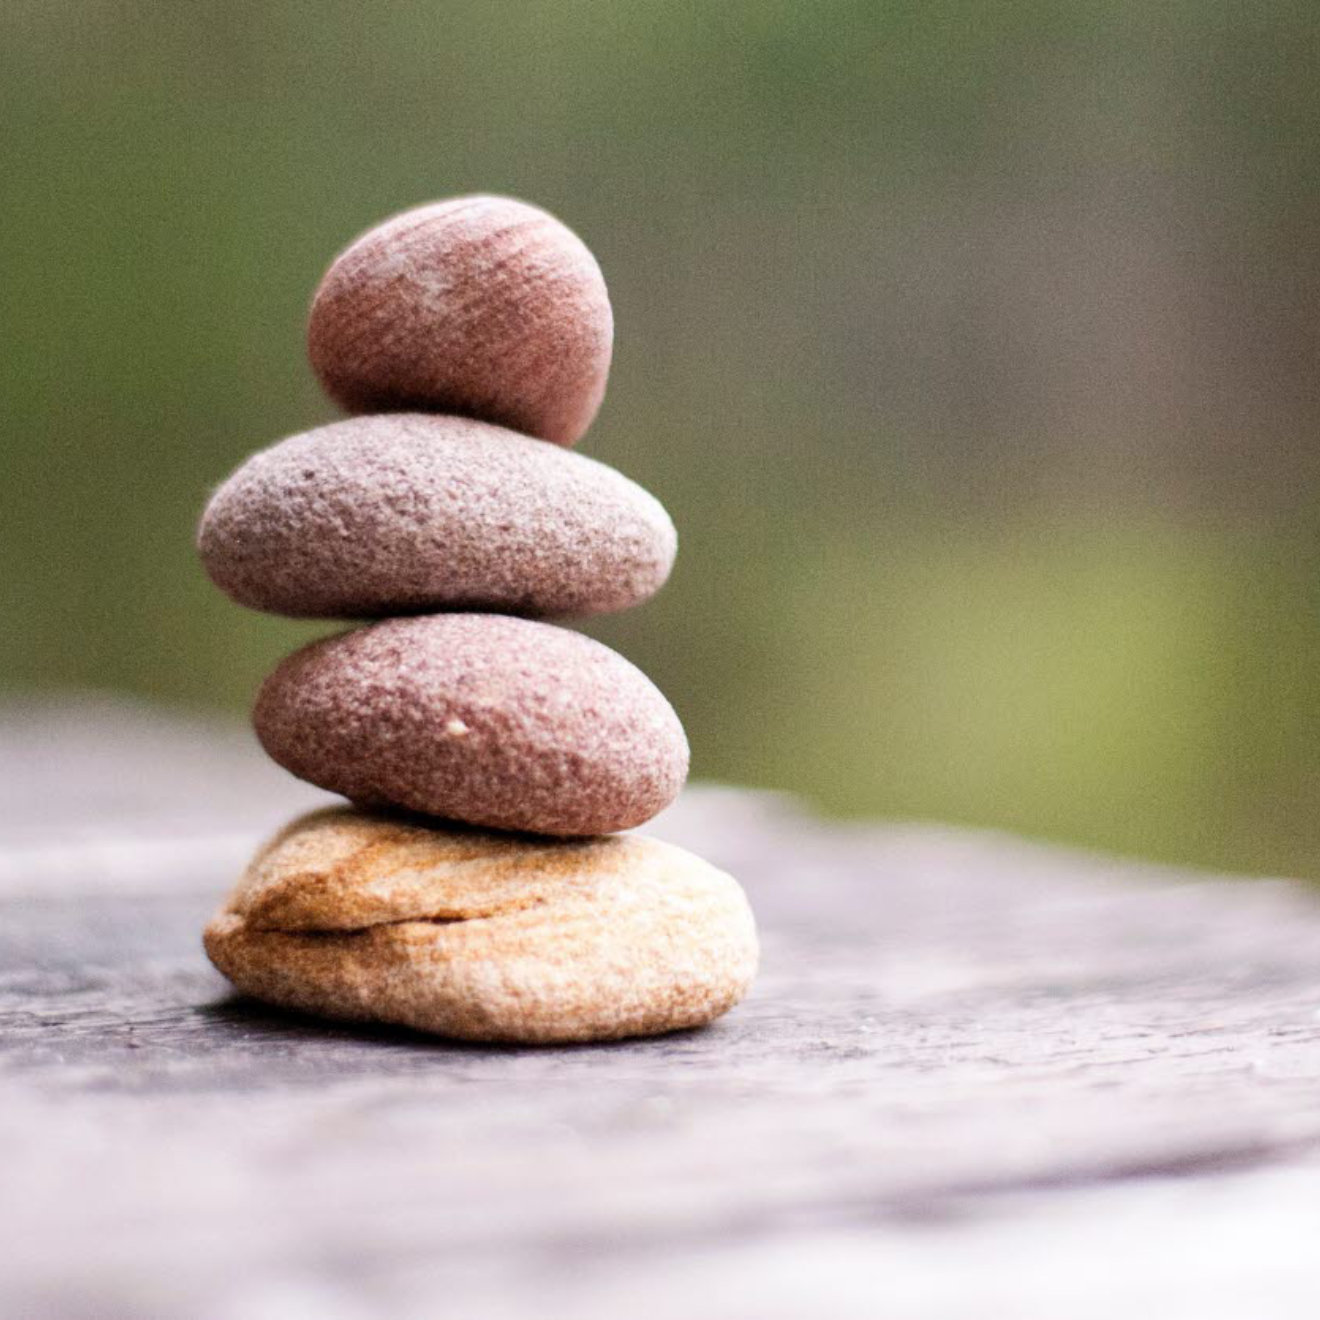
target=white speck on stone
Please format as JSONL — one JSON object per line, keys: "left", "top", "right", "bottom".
{"left": 445, "top": 719, "right": 470, "bottom": 737}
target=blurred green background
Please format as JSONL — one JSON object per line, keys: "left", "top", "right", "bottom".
{"left": 4, "top": 1, "right": 1320, "bottom": 874}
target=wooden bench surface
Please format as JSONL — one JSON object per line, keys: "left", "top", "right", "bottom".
{"left": 4, "top": 697, "right": 1320, "bottom": 1318}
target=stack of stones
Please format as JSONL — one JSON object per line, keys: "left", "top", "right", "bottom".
{"left": 196, "top": 197, "right": 758, "bottom": 1044}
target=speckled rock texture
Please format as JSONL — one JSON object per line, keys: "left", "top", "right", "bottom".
{"left": 202, "top": 806, "right": 758, "bottom": 1043}
{"left": 308, "top": 196, "right": 612, "bottom": 447}
{"left": 197, "top": 413, "right": 676, "bottom": 620}
{"left": 254, "top": 614, "right": 689, "bottom": 836}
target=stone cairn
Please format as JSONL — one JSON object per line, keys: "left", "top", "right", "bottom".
{"left": 197, "top": 197, "right": 758, "bottom": 1043}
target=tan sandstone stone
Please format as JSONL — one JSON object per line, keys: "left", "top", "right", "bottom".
{"left": 203, "top": 807, "right": 758, "bottom": 1044}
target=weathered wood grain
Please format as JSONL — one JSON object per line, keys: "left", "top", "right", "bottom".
{"left": 4, "top": 697, "right": 1320, "bottom": 1318}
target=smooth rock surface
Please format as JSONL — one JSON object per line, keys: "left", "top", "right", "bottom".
{"left": 197, "top": 414, "right": 676, "bottom": 620}
{"left": 308, "top": 196, "right": 612, "bottom": 446}
{"left": 203, "top": 806, "right": 758, "bottom": 1043}
{"left": 254, "top": 614, "right": 689, "bottom": 836}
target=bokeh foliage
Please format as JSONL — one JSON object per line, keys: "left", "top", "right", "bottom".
{"left": 4, "top": 1, "right": 1320, "bottom": 874}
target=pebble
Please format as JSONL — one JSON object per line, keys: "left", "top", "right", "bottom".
{"left": 196, "top": 194, "right": 757, "bottom": 1041}
{"left": 307, "top": 196, "right": 612, "bottom": 446}
{"left": 197, "top": 413, "right": 676, "bottom": 619}
{"left": 253, "top": 614, "right": 689, "bottom": 836}
{"left": 203, "top": 806, "right": 758, "bottom": 1043}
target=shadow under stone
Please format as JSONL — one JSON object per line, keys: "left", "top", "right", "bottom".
{"left": 195, "top": 992, "right": 713, "bottom": 1060}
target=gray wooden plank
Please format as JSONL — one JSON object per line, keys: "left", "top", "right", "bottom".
{"left": 4, "top": 698, "right": 1320, "bottom": 1318}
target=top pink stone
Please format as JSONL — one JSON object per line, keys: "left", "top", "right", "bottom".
{"left": 307, "top": 196, "right": 614, "bottom": 447}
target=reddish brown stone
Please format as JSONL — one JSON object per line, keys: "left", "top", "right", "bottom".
{"left": 253, "top": 614, "right": 688, "bottom": 836}
{"left": 307, "top": 196, "right": 612, "bottom": 447}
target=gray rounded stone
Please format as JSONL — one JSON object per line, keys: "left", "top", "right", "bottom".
{"left": 253, "top": 614, "right": 689, "bottom": 836}
{"left": 197, "top": 414, "right": 677, "bottom": 620}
